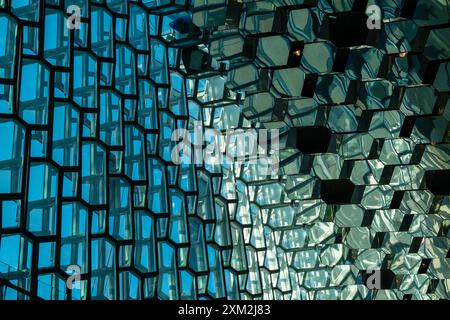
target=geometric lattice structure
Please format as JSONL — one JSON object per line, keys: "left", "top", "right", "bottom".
{"left": 0, "top": 0, "right": 449, "bottom": 300}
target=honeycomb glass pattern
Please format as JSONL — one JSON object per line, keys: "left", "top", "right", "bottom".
{"left": 0, "top": 0, "right": 450, "bottom": 301}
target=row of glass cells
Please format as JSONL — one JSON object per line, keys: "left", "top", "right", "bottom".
{"left": 0, "top": 207, "right": 246, "bottom": 300}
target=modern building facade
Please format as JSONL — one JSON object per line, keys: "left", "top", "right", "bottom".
{"left": 0, "top": 0, "right": 449, "bottom": 300}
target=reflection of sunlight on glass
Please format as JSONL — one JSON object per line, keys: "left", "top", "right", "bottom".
{"left": 197, "top": 76, "right": 226, "bottom": 103}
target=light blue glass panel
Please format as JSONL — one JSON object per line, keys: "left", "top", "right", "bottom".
{"left": 26, "top": 163, "right": 58, "bottom": 236}
{"left": 0, "top": 120, "right": 25, "bottom": 194}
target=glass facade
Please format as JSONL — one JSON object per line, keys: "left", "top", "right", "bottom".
{"left": 0, "top": 0, "right": 449, "bottom": 300}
